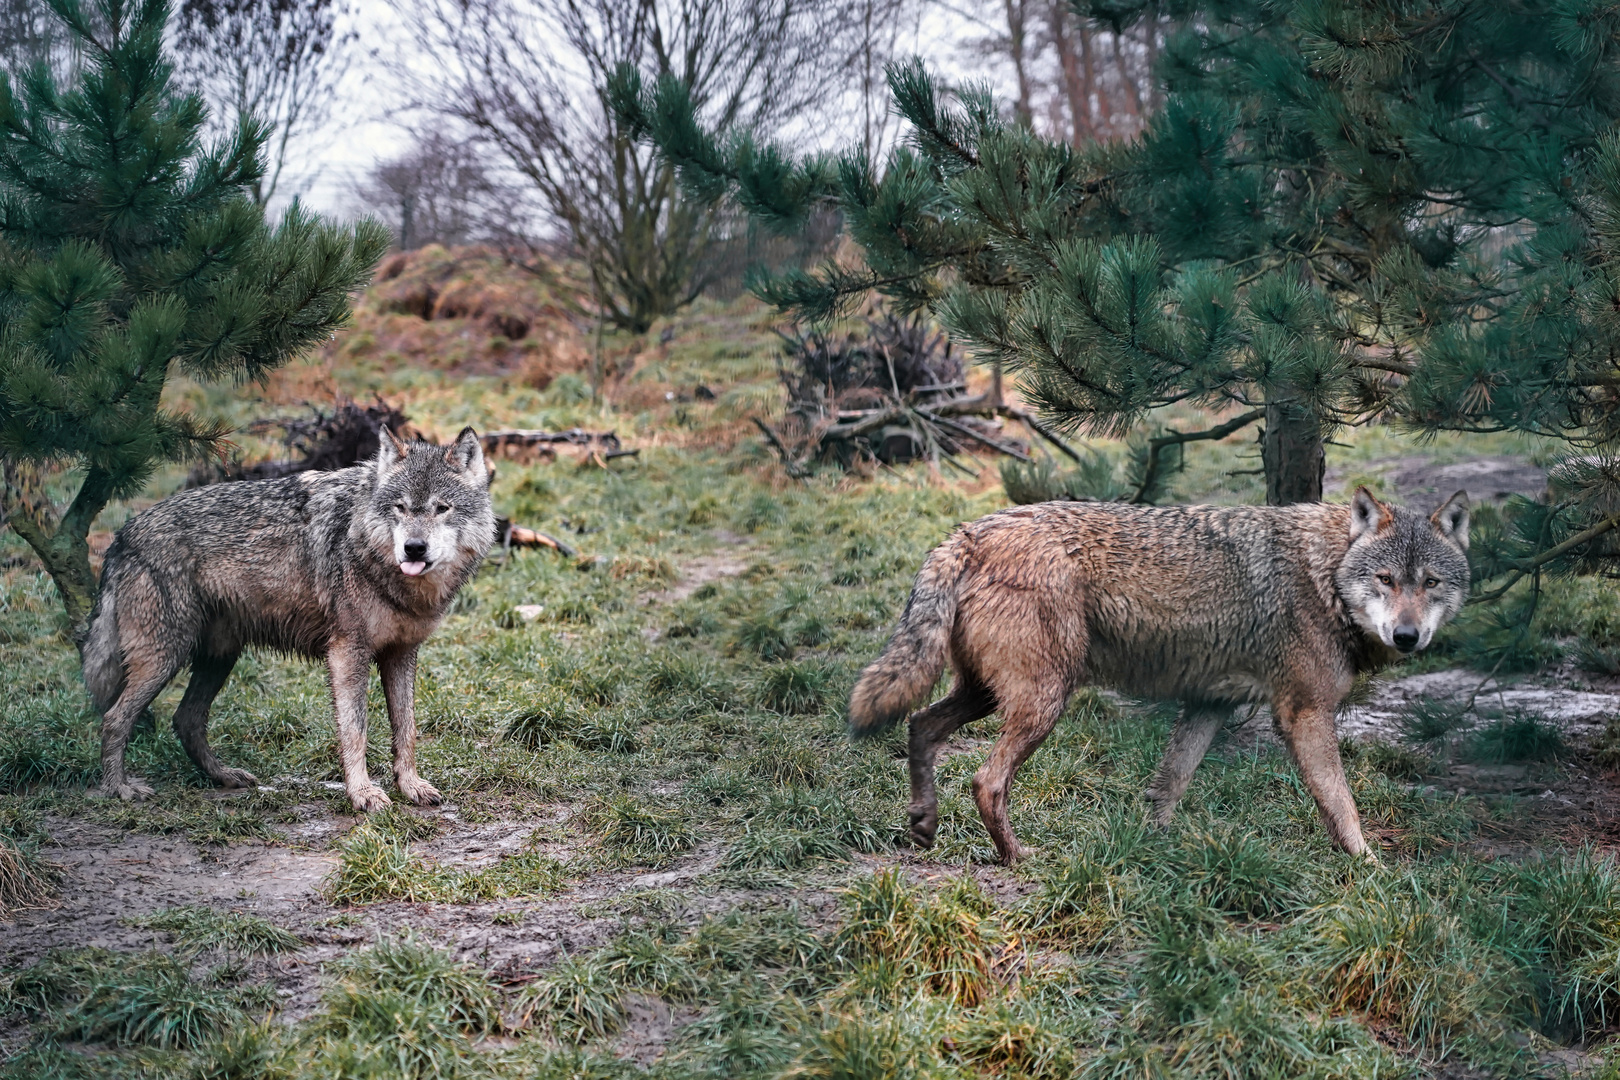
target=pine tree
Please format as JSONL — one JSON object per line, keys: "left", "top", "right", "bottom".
{"left": 0, "top": 0, "right": 388, "bottom": 635}
{"left": 615, "top": 0, "right": 1620, "bottom": 529}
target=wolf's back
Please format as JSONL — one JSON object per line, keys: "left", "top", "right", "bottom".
{"left": 847, "top": 534, "right": 970, "bottom": 736}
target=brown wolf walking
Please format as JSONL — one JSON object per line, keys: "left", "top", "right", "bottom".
{"left": 847, "top": 487, "right": 1470, "bottom": 863}
{"left": 82, "top": 428, "right": 495, "bottom": 813}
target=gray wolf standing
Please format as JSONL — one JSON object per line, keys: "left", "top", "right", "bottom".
{"left": 82, "top": 428, "right": 495, "bottom": 813}
{"left": 847, "top": 487, "right": 1470, "bottom": 863}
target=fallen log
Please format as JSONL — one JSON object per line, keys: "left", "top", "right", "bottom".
{"left": 495, "top": 517, "right": 577, "bottom": 557}
{"left": 481, "top": 429, "right": 622, "bottom": 464}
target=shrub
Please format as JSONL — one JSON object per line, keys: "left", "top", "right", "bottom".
{"left": 1000, "top": 450, "right": 1128, "bottom": 505}
{"left": 1396, "top": 700, "right": 1468, "bottom": 746}
{"left": 1470, "top": 714, "right": 1564, "bottom": 763}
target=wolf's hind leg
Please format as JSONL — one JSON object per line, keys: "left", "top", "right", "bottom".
{"left": 1144, "top": 703, "right": 1230, "bottom": 826}
{"left": 174, "top": 651, "right": 257, "bottom": 789}
{"left": 379, "top": 646, "right": 439, "bottom": 807}
{"left": 96, "top": 653, "right": 184, "bottom": 802}
{"left": 971, "top": 684, "right": 1067, "bottom": 865}
{"left": 907, "top": 677, "right": 995, "bottom": 850}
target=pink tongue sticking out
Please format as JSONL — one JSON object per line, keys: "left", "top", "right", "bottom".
{"left": 400, "top": 561, "right": 427, "bottom": 576}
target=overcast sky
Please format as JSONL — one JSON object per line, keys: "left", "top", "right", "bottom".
{"left": 286, "top": 0, "right": 1008, "bottom": 222}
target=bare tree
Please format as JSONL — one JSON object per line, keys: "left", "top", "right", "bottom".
{"left": 851, "top": 0, "right": 919, "bottom": 157}
{"left": 172, "top": 0, "right": 354, "bottom": 207}
{"left": 950, "top": 0, "right": 1162, "bottom": 142}
{"left": 1042, "top": 1, "right": 1158, "bottom": 144}
{"left": 398, "top": 0, "right": 870, "bottom": 333}
{"left": 0, "top": 0, "right": 80, "bottom": 74}
{"left": 0, "top": 1, "right": 56, "bottom": 68}
{"left": 358, "top": 126, "right": 515, "bottom": 250}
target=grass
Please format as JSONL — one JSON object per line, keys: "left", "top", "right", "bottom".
{"left": 124, "top": 905, "right": 302, "bottom": 959}
{"left": 1, "top": 281, "right": 1617, "bottom": 1077}
{"left": 326, "top": 818, "right": 570, "bottom": 904}
{"left": 3, "top": 949, "right": 248, "bottom": 1051}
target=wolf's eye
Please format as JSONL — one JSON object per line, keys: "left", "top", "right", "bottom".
{"left": 433, "top": 502, "right": 452, "bottom": 516}
{"left": 1376, "top": 573, "right": 1394, "bottom": 587}
{"left": 1424, "top": 576, "right": 1440, "bottom": 588}
{"left": 393, "top": 503, "right": 407, "bottom": 515}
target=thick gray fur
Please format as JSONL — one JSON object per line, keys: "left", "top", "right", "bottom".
{"left": 82, "top": 427, "right": 495, "bottom": 812}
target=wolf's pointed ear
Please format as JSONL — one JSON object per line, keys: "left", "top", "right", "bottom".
{"left": 1349, "top": 486, "right": 1393, "bottom": 542}
{"left": 377, "top": 426, "right": 409, "bottom": 475}
{"left": 446, "top": 426, "right": 489, "bottom": 484}
{"left": 1431, "top": 490, "right": 1470, "bottom": 550}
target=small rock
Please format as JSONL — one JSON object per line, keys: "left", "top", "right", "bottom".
{"left": 514, "top": 604, "right": 544, "bottom": 621}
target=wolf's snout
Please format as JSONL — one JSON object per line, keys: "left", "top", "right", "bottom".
{"left": 1392, "top": 625, "right": 1420, "bottom": 652}
{"left": 400, "top": 538, "right": 430, "bottom": 576}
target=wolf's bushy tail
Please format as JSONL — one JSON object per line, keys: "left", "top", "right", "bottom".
{"left": 81, "top": 569, "right": 123, "bottom": 714}
{"left": 847, "top": 536, "right": 969, "bottom": 737}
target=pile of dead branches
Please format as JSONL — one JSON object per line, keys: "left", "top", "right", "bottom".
{"left": 187, "top": 397, "right": 411, "bottom": 485}
{"left": 757, "top": 313, "right": 1083, "bottom": 476}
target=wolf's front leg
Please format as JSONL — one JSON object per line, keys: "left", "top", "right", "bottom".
{"left": 1273, "top": 700, "right": 1367, "bottom": 857}
{"left": 379, "top": 645, "right": 440, "bottom": 806}
{"left": 328, "top": 642, "right": 390, "bottom": 813}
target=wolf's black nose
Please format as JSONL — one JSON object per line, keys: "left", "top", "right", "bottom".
{"left": 404, "top": 539, "right": 428, "bottom": 561}
{"left": 1392, "top": 626, "right": 1420, "bottom": 652}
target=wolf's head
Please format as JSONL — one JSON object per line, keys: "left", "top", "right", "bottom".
{"left": 1334, "top": 486, "right": 1470, "bottom": 655}
{"left": 366, "top": 427, "right": 496, "bottom": 580}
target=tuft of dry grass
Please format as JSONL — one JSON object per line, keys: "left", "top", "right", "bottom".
{"left": 830, "top": 869, "right": 1004, "bottom": 1008}
{"left": 0, "top": 834, "right": 57, "bottom": 917}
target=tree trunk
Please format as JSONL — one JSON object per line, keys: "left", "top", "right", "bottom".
{"left": 1261, "top": 400, "right": 1324, "bottom": 505}
{"left": 1002, "top": 0, "right": 1034, "bottom": 127}
{"left": 2, "top": 462, "right": 111, "bottom": 643}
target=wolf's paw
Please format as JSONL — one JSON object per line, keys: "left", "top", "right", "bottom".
{"left": 212, "top": 767, "right": 260, "bottom": 790}
{"left": 94, "top": 776, "right": 155, "bottom": 801}
{"left": 398, "top": 776, "right": 443, "bottom": 807}
{"left": 998, "top": 842, "right": 1036, "bottom": 866}
{"left": 1144, "top": 801, "right": 1176, "bottom": 829}
{"left": 907, "top": 808, "right": 939, "bottom": 849}
{"left": 348, "top": 783, "right": 393, "bottom": 813}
